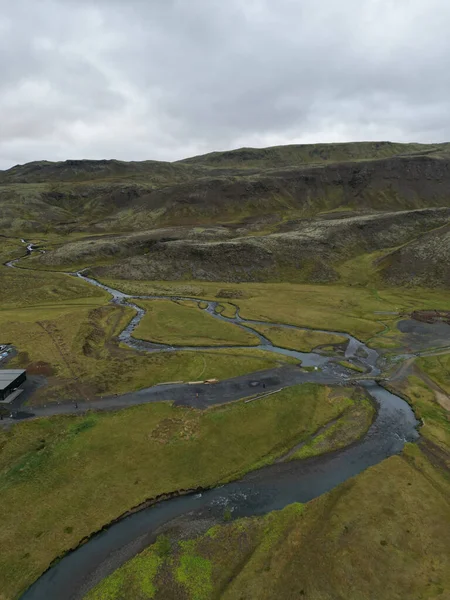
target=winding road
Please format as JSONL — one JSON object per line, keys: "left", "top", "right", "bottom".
{"left": 4, "top": 241, "right": 423, "bottom": 600}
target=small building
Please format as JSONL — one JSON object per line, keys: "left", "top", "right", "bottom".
{"left": 0, "top": 370, "right": 26, "bottom": 402}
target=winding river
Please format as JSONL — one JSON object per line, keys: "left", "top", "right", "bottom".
{"left": 7, "top": 241, "right": 420, "bottom": 600}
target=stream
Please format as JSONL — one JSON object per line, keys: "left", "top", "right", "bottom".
{"left": 7, "top": 241, "right": 420, "bottom": 600}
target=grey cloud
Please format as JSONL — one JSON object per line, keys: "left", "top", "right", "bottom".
{"left": 1, "top": 0, "right": 450, "bottom": 168}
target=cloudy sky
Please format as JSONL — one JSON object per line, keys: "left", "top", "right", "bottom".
{"left": 1, "top": 0, "right": 449, "bottom": 169}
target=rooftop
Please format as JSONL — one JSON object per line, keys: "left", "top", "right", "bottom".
{"left": 0, "top": 369, "right": 26, "bottom": 391}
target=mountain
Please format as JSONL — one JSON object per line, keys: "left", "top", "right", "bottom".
{"left": 2, "top": 141, "right": 450, "bottom": 287}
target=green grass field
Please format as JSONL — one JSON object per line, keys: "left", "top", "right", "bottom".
{"left": 291, "top": 394, "right": 374, "bottom": 460}
{"left": 133, "top": 299, "right": 259, "bottom": 347}
{"left": 1, "top": 267, "right": 300, "bottom": 404}
{"left": 0, "top": 264, "right": 109, "bottom": 308}
{"left": 0, "top": 237, "right": 26, "bottom": 263}
{"left": 0, "top": 384, "right": 355, "bottom": 599}
{"left": 397, "top": 375, "right": 450, "bottom": 452}
{"left": 244, "top": 323, "right": 347, "bottom": 352}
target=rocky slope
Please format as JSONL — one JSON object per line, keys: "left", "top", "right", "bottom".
{"left": 3, "top": 141, "right": 450, "bottom": 287}
{"left": 1, "top": 143, "right": 450, "bottom": 233}
{"left": 84, "top": 208, "right": 450, "bottom": 284}
{"left": 380, "top": 223, "right": 450, "bottom": 287}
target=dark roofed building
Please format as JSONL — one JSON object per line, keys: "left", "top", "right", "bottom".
{"left": 0, "top": 370, "right": 26, "bottom": 402}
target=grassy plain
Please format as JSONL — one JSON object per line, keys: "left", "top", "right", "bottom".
{"left": 0, "top": 267, "right": 298, "bottom": 404}
{"left": 214, "top": 302, "right": 237, "bottom": 318}
{"left": 0, "top": 264, "right": 109, "bottom": 308}
{"left": 0, "top": 237, "right": 26, "bottom": 263}
{"left": 244, "top": 323, "right": 347, "bottom": 352}
{"left": 86, "top": 444, "right": 450, "bottom": 600}
{"left": 0, "top": 384, "right": 353, "bottom": 599}
{"left": 397, "top": 375, "right": 450, "bottom": 452}
{"left": 99, "top": 278, "right": 450, "bottom": 340}
{"left": 133, "top": 299, "right": 259, "bottom": 347}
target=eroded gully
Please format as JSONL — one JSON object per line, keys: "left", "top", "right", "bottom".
{"left": 7, "top": 242, "right": 420, "bottom": 600}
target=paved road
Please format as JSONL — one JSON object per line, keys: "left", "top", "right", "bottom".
{"left": 5, "top": 365, "right": 343, "bottom": 424}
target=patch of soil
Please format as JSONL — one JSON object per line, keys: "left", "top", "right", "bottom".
{"left": 216, "top": 288, "right": 245, "bottom": 299}
{"left": 149, "top": 418, "right": 199, "bottom": 444}
{"left": 418, "top": 438, "right": 450, "bottom": 473}
{"left": 26, "top": 361, "right": 55, "bottom": 377}
{"left": 411, "top": 310, "right": 450, "bottom": 325}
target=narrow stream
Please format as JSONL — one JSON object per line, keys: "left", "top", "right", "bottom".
{"left": 8, "top": 242, "right": 421, "bottom": 600}
{"left": 76, "top": 271, "right": 378, "bottom": 375}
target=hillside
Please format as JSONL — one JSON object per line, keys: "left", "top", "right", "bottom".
{"left": 1, "top": 142, "right": 450, "bottom": 233}
{"left": 2, "top": 141, "right": 450, "bottom": 287}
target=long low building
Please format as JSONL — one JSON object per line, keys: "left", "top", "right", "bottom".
{"left": 0, "top": 370, "right": 27, "bottom": 402}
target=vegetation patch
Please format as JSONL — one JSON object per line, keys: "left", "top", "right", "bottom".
{"left": 132, "top": 299, "right": 259, "bottom": 347}
{"left": 337, "top": 360, "right": 366, "bottom": 373}
{"left": 397, "top": 375, "right": 450, "bottom": 451}
{"left": 2, "top": 303, "right": 294, "bottom": 405}
{"left": 0, "top": 264, "right": 109, "bottom": 309}
{"left": 417, "top": 354, "right": 450, "bottom": 395}
{"left": 176, "top": 541, "right": 213, "bottom": 600}
{"left": 244, "top": 323, "right": 347, "bottom": 352}
{"left": 290, "top": 395, "right": 374, "bottom": 459}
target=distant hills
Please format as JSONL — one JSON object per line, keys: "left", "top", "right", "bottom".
{"left": 2, "top": 141, "right": 450, "bottom": 287}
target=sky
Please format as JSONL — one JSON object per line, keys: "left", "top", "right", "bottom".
{"left": 1, "top": 0, "right": 450, "bottom": 169}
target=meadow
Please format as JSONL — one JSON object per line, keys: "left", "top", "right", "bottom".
{"left": 133, "top": 299, "right": 259, "bottom": 347}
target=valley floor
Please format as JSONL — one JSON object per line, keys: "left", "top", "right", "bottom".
{"left": 0, "top": 249, "right": 449, "bottom": 600}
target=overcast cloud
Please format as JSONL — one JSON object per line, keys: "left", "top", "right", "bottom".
{"left": 0, "top": 0, "right": 449, "bottom": 168}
